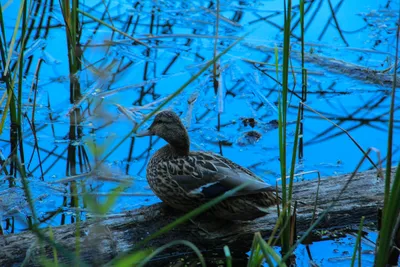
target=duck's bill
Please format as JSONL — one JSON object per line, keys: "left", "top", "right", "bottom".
{"left": 136, "top": 129, "right": 153, "bottom": 137}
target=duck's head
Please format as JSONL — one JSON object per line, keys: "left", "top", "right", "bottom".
{"left": 137, "top": 110, "right": 190, "bottom": 155}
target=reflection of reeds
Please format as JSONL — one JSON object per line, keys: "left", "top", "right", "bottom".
{"left": 0, "top": 1, "right": 28, "bottom": 180}
{"left": 60, "top": 0, "right": 82, "bottom": 102}
{"left": 98, "top": 32, "right": 249, "bottom": 166}
{"left": 59, "top": 1, "right": 85, "bottom": 258}
{"left": 0, "top": 0, "right": 398, "bottom": 265}
{"left": 299, "top": 0, "right": 307, "bottom": 159}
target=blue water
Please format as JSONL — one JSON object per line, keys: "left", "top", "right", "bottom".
{"left": 1, "top": 0, "right": 399, "bottom": 265}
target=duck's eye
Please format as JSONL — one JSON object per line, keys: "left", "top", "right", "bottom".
{"left": 154, "top": 119, "right": 166, "bottom": 124}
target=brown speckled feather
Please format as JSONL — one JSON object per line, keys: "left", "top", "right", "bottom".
{"left": 139, "top": 110, "right": 280, "bottom": 221}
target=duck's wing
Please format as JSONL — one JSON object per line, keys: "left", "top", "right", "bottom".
{"left": 165, "top": 151, "right": 276, "bottom": 199}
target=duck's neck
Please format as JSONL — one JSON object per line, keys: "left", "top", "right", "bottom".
{"left": 168, "top": 144, "right": 189, "bottom": 157}
{"left": 165, "top": 130, "right": 190, "bottom": 156}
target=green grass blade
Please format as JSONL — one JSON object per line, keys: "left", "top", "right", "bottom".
{"left": 383, "top": 2, "right": 399, "bottom": 215}
{"left": 16, "top": 160, "right": 88, "bottom": 266}
{"left": 0, "top": 4, "right": 10, "bottom": 68}
{"left": 49, "top": 227, "right": 59, "bottom": 267}
{"left": 224, "top": 245, "right": 232, "bottom": 267}
{"left": 247, "top": 233, "right": 260, "bottom": 267}
{"left": 113, "top": 249, "right": 152, "bottom": 267}
{"left": 133, "top": 240, "right": 205, "bottom": 267}
{"left": 375, "top": 14, "right": 400, "bottom": 266}
{"left": 375, "top": 163, "right": 400, "bottom": 265}
{"left": 77, "top": 9, "right": 148, "bottom": 48}
{"left": 85, "top": 184, "right": 129, "bottom": 215}
{"left": 350, "top": 216, "right": 364, "bottom": 267}
{"left": 288, "top": 104, "right": 301, "bottom": 213}
{"left": 142, "top": 181, "right": 251, "bottom": 244}
{"left": 106, "top": 181, "right": 252, "bottom": 266}
{"left": 280, "top": 148, "right": 377, "bottom": 263}
{"left": 3, "top": 0, "right": 26, "bottom": 76}
{"left": 255, "top": 233, "right": 285, "bottom": 267}
{"left": 279, "top": 0, "right": 292, "bottom": 258}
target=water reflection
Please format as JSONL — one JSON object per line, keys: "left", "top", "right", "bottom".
{"left": 0, "top": 1, "right": 398, "bottom": 265}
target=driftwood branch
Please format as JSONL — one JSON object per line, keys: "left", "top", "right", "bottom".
{"left": 0, "top": 168, "right": 393, "bottom": 266}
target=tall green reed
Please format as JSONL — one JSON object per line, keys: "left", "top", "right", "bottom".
{"left": 299, "top": 0, "right": 306, "bottom": 159}
{"left": 0, "top": 0, "right": 28, "bottom": 180}
{"left": 60, "top": 0, "right": 82, "bottom": 101}
{"left": 350, "top": 216, "right": 365, "bottom": 267}
{"left": 59, "top": 0, "right": 85, "bottom": 259}
{"left": 277, "top": 0, "right": 296, "bottom": 262}
{"left": 374, "top": 12, "right": 400, "bottom": 266}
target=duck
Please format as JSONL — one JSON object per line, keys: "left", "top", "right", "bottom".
{"left": 137, "top": 110, "right": 280, "bottom": 221}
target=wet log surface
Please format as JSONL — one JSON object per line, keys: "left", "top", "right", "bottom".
{"left": 0, "top": 168, "right": 393, "bottom": 266}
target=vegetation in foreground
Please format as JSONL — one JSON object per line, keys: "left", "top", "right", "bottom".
{"left": 0, "top": 0, "right": 398, "bottom": 266}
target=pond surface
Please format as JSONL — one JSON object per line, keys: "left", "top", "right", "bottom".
{"left": 1, "top": 0, "right": 399, "bottom": 265}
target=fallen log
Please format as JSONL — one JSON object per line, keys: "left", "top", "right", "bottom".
{"left": 0, "top": 168, "right": 393, "bottom": 266}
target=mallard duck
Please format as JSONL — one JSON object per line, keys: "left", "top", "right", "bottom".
{"left": 137, "top": 110, "right": 279, "bottom": 221}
